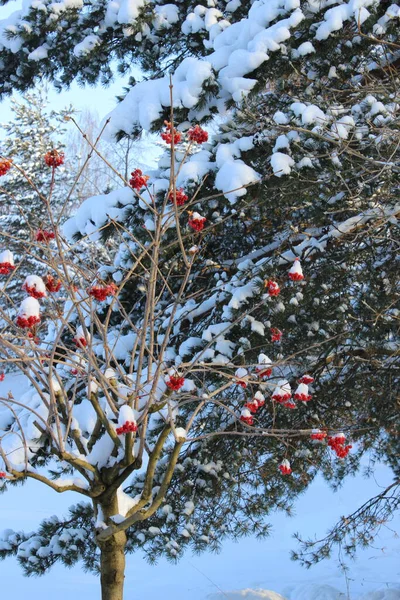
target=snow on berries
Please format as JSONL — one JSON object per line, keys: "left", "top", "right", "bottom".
{"left": 0, "top": 250, "right": 15, "bottom": 275}
{"left": 44, "top": 149, "right": 64, "bottom": 168}
{"left": 279, "top": 459, "right": 292, "bottom": 475}
{"left": 129, "top": 168, "right": 150, "bottom": 191}
{"left": 0, "top": 158, "right": 12, "bottom": 176}
{"left": 245, "top": 391, "right": 265, "bottom": 414}
{"left": 255, "top": 353, "right": 272, "bottom": 378}
{"left": 288, "top": 258, "right": 304, "bottom": 281}
{"left": 328, "top": 432, "right": 352, "bottom": 458}
{"left": 16, "top": 297, "right": 41, "bottom": 329}
{"left": 35, "top": 229, "right": 55, "bottom": 242}
{"left": 22, "top": 275, "right": 47, "bottom": 299}
{"left": 235, "top": 367, "right": 248, "bottom": 388}
{"left": 240, "top": 407, "right": 254, "bottom": 426}
{"left": 294, "top": 382, "right": 312, "bottom": 402}
{"left": 270, "top": 327, "right": 282, "bottom": 342}
{"left": 169, "top": 188, "right": 188, "bottom": 205}
{"left": 116, "top": 405, "right": 138, "bottom": 435}
{"left": 165, "top": 370, "right": 185, "bottom": 391}
{"left": 187, "top": 125, "right": 208, "bottom": 144}
{"left": 161, "top": 121, "right": 182, "bottom": 145}
{"left": 73, "top": 325, "right": 90, "bottom": 348}
{"left": 188, "top": 211, "right": 206, "bottom": 232}
{"left": 272, "top": 380, "right": 292, "bottom": 404}
{"left": 310, "top": 429, "right": 327, "bottom": 442}
{"left": 265, "top": 279, "right": 280, "bottom": 297}
{"left": 88, "top": 283, "right": 118, "bottom": 302}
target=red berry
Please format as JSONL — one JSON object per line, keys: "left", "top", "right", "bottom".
{"left": 129, "top": 169, "right": 150, "bottom": 191}
{"left": 270, "top": 328, "right": 283, "bottom": 342}
{"left": 44, "top": 274, "right": 62, "bottom": 293}
{"left": 166, "top": 375, "right": 185, "bottom": 391}
{"left": 265, "top": 280, "right": 280, "bottom": 297}
{"left": 0, "top": 158, "right": 12, "bottom": 176}
{"left": 44, "top": 150, "right": 64, "bottom": 168}
{"left": 161, "top": 122, "right": 182, "bottom": 145}
{"left": 35, "top": 230, "right": 55, "bottom": 242}
{"left": 187, "top": 125, "right": 208, "bottom": 144}
{"left": 169, "top": 188, "right": 188, "bottom": 205}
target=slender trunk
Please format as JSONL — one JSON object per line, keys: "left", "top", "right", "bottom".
{"left": 98, "top": 497, "right": 127, "bottom": 600}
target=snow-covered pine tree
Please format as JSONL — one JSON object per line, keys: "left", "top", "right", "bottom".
{"left": 0, "top": 90, "right": 76, "bottom": 303}
{"left": 0, "top": 0, "right": 399, "bottom": 596}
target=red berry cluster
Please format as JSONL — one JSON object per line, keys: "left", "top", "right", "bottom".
{"left": 0, "top": 158, "right": 12, "bottom": 176}
{"left": 116, "top": 421, "right": 138, "bottom": 435}
{"left": 265, "top": 280, "right": 280, "bottom": 297}
{"left": 74, "top": 337, "right": 88, "bottom": 348}
{"left": 0, "top": 471, "right": 6, "bottom": 478}
{"left": 129, "top": 168, "right": 150, "bottom": 191}
{"left": 270, "top": 328, "right": 282, "bottom": 342}
{"left": 44, "top": 150, "right": 65, "bottom": 168}
{"left": 299, "top": 374, "right": 314, "bottom": 384}
{"left": 44, "top": 274, "right": 62, "bottom": 293}
{"left": 0, "top": 262, "right": 15, "bottom": 275}
{"left": 22, "top": 283, "right": 46, "bottom": 300}
{"left": 27, "top": 332, "right": 40, "bottom": 343}
{"left": 166, "top": 374, "right": 185, "bottom": 391}
{"left": 328, "top": 434, "right": 352, "bottom": 458}
{"left": 36, "top": 230, "right": 55, "bottom": 242}
{"left": 256, "top": 367, "right": 272, "bottom": 379}
{"left": 0, "top": 373, "right": 4, "bottom": 382}
{"left": 245, "top": 395, "right": 265, "bottom": 415}
{"left": 16, "top": 315, "right": 41, "bottom": 329}
{"left": 188, "top": 214, "right": 206, "bottom": 232}
{"left": 88, "top": 283, "right": 118, "bottom": 302}
{"left": 169, "top": 188, "right": 188, "bottom": 206}
{"left": 279, "top": 462, "right": 292, "bottom": 475}
{"left": 187, "top": 125, "right": 208, "bottom": 144}
{"left": 240, "top": 413, "right": 253, "bottom": 426}
{"left": 161, "top": 121, "right": 182, "bottom": 145}
{"left": 310, "top": 429, "right": 327, "bottom": 441}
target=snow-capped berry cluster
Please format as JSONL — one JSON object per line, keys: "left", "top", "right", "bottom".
{"left": 16, "top": 297, "right": 41, "bottom": 329}
{"left": 265, "top": 279, "right": 280, "bottom": 297}
{"left": 88, "top": 283, "right": 118, "bottom": 302}
{"left": 169, "top": 188, "right": 188, "bottom": 205}
{"left": 35, "top": 229, "right": 55, "bottom": 242}
{"left": 44, "top": 274, "right": 62, "bottom": 293}
{"left": 328, "top": 433, "right": 353, "bottom": 458}
{"left": 129, "top": 168, "right": 150, "bottom": 191}
{"left": 0, "top": 250, "right": 15, "bottom": 275}
{"left": 0, "top": 158, "right": 12, "bottom": 176}
{"left": 116, "top": 405, "right": 138, "bottom": 435}
{"left": 235, "top": 367, "right": 248, "bottom": 388}
{"left": 310, "top": 429, "right": 327, "bottom": 442}
{"left": 279, "top": 459, "right": 292, "bottom": 475}
{"left": 288, "top": 258, "right": 304, "bottom": 281}
{"left": 294, "top": 382, "right": 312, "bottom": 402}
{"left": 44, "top": 149, "right": 64, "bottom": 168}
{"left": 187, "top": 125, "right": 208, "bottom": 144}
{"left": 272, "top": 380, "right": 292, "bottom": 405}
{"left": 22, "top": 275, "right": 47, "bottom": 300}
{"left": 244, "top": 391, "right": 265, "bottom": 415}
{"left": 255, "top": 353, "right": 273, "bottom": 379}
{"left": 165, "top": 370, "right": 185, "bottom": 391}
{"left": 188, "top": 212, "right": 206, "bottom": 232}
{"left": 161, "top": 121, "right": 182, "bottom": 145}
{"left": 73, "top": 326, "right": 90, "bottom": 348}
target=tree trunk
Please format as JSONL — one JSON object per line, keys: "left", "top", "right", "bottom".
{"left": 99, "top": 497, "right": 127, "bottom": 600}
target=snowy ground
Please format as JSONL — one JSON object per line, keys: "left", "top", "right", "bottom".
{"left": 0, "top": 374, "right": 399, "bottom": 599}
